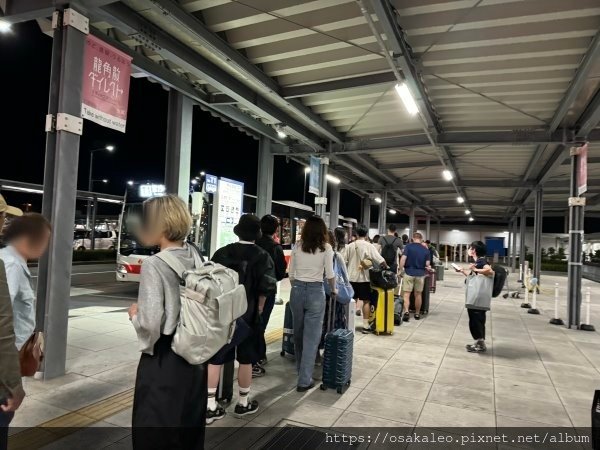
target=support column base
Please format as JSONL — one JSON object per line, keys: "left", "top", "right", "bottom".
{"left": 549, "top": 318, "right": 564, "bottom": 325}
{"left": 579, "top": 324, "right": 596, "bottom": 331}
{"left": 520, "top": 303, "right": 531, "bottom": 309}
{"left": 527, "top": 308, "right": 540, "bottom": 315}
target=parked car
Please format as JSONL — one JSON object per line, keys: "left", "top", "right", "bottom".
{"left": 73, "top": 230, "right": 118, "bottom": 251}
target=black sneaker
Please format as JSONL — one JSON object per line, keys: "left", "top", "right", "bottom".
{"left": 296, "top": 382, "right": 315, "bottom": 392}
{"left": 414, "top": 314, "right": 421, "bottom": 320}
{"left": 356, "top": 309, "right": 362, "bottom": 316}
{"left": 234, "top": 400, "right": 259, "bottom": 417}
{"left": 466, "top": 341, "right": 487, "bottom": 353}
{"left": 361, "top": 327, "right": 372, "bottom": 334}
{"left": 402, "top": 312, "right": 410, "bottom": 322}
{"left": 258, "top": 357, "right": 268, "bottom": 366}
{"left": 252, "top": 364, "right": 266, "bottom": 378}
{"left": 206, "top": 405, "right": 226, "bottom": 424}
{"left": 275, "top": 298, "right": 284, "bottom": 305}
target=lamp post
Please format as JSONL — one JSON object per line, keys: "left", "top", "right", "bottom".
{"left": 86, "top": 145, "right": 114, "bottom": 229}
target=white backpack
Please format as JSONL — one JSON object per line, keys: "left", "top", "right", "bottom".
{"left": 157, "top": 248, "right": 247, "bottom": 365}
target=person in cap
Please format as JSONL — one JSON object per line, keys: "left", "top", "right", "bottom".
{"left": 0, "top": 195, "right": 23, "bottom": 448}
{"left": 205, "top": 214, "right": 277, "bottom": 424}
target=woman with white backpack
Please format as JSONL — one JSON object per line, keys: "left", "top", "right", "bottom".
{"left": 127, "top": 195, "right": 207, "bottom": 449}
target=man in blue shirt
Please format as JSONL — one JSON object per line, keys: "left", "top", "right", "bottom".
{"left": 399, "top": 232, "right": 431, "bottom": 321}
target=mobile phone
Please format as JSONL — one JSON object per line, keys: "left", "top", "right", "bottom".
{"left": 451, "top": 263, "right": 462, "bottom": 272}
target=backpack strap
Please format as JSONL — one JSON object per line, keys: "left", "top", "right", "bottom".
{"left": 156, "top": 250, "right": 188, "bottom": 279}
{"left": 187, "top": 242, "right": 205, "bottom": 268}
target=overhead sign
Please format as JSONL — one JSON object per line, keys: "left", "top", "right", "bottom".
{"left": 139, "top": 184, "right": 165, "bottom": 198}
{"left": 205, "top": 173, "right": 218, "bottom": 194}
{"left": 309, "top": 156, "right": 321, "bottom": 195}
{"left": 81, "top": 35, "right": 132, "bottom": 133}
{"left": 211, "top": 177, "right": 244, "bottom": 253}
{"left": 578, "top": 143, "right": 588, "bottom": 196}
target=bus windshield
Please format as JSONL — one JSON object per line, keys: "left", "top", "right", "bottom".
{"left": 119, "top": 203, "right": 159, "bottom": 256}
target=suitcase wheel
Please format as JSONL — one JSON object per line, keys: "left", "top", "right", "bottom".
{"left": 320, "top": 384, "right": 327, "bottom": 391}
{"left": 336, "top": 387, "right": 343, "bottom": 394}
{"left": 280, "top": 351, "right": 285, "bottom": 357}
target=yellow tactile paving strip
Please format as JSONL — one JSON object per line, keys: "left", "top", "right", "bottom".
{"left": 9, "top": 329, "right": 284, "bottom": 449}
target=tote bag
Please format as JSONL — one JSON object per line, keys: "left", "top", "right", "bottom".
{"left": 465, "top": 274, "right": 493, "bottom": 311}
{"left": 324, "top": 254, "right": 354, "bottom": 305}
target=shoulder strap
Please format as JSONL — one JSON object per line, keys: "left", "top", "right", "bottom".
{"left": 156, "top": 250, "right": 187, "bottom": 279}
{"left": 187, "top": 242, "right": 205, "bottom": 268}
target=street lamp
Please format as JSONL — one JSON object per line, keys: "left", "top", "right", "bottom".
{"left": 0, "top": 21, "right": 12, "bottom": 33}
{"left": 87, "top": 145, "right": 115, "bottom": 229}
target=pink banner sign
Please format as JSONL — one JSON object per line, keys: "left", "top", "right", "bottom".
{"left": 81, "top": 35, "right": 132, "bottom": 132}
{"left": 578, "top": 143, "right": 588, "bottom": 196}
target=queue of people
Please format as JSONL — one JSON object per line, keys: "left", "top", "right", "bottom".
{"left": 0, "top": 189, "right": 496, "bottom": 450}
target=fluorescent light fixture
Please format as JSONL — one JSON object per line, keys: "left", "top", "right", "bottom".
{"left": 442, "top": 170, "right": 453, "bottom": 181}
{"left": 127, "top": 180, "right": 134, "bottom": 186}
{"left": 465, "top": 209, "right": 471, "bottom": 215}
{"left": 304, "top": 167, "right": 311, "bottom": 173}
{"left": 405, "top": 228, "right": 409, "bottom": 231}
{"left": 388, "top": 209, "right": 396, "bottom": 215}
{"left": 374, "top": 197, "right": 382, "bottom": 203}
{"left": 452, "top": 229, "right": 460, "bottom": 233}
{"left": 503, "top": 231, "right": 509, "bottom": 233}
{"left": 469, "top": 217, "right": 474, "bottom": 222}
{"left": 457, "top": 196, "right": 464, "bottom": 204}
{"left": 275, "top": 124, "right": 287, "bottom": 139}
{"left": 394, "top": 83, "right": 419, "bottom": 115}
{"left": 0, "top": 21, "right": 12, "bottom": 33}
{"left": 3, "top": 186, "right": 43, "bottom": 194}
{"left": 326, "top": 174, "right": 341, "bottom": 184}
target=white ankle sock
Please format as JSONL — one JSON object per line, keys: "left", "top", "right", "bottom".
{"left": 207, "top": 388, "right": 217, "bottom": 411}
{"left": 238, "top": 386, "right": 250, "bottom": 407}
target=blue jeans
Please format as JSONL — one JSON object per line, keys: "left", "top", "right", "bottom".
{"left": 289, "top": 281, "right": 325, "bottom": 387}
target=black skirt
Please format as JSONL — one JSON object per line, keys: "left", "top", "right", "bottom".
{"left": 132, "top": 334, "right": 207, "bottom": 450}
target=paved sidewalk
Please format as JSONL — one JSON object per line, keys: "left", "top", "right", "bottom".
{"left": 8, "top": 269, "right": 600, "bottom": 449}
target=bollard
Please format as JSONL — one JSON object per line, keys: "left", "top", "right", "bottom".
{"left": 445, "top": 256, "right": 448, "bottom": 270}
{"left": 579, "top": 287, "right": 596, "bottom": 331}
{"left": 549, "top": 283, "right": 564, "bottom": 325}
{"left": 521, "top": 269, "right": 531, "bottom": 308}
{"left": 518, "top": 263, "right": 523, "bottom": 283}
{"left": 528, "top": 277, "right": 540, "bottom": 314}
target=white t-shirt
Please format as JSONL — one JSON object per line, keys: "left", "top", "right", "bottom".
{"left": 345, "top": 239, "right": 386, "bottom": 283}
{"left": 289, "top": 242, "right": 335, "bottom": 283}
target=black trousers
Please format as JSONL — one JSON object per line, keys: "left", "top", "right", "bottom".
{"left": 468, "top": 308, "right": 487, "bottom": 341}
{"left": 132, "top": 334, "right": 208, "bottom": 450}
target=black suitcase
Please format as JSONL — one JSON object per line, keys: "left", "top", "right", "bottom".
{"left": 593, "top": 390, "right": 600, "bottom": 449}
{"left": 217, "top": 360, "right": 234, "bottom": 404}
{"left": 280, "top": 301, "right": 295, "bottom": 357}
{"left": 320, "top": 296, "right": 353, "bottom": 394}
{"left": 409, "top": 275, "right": 430, "bottom": 314}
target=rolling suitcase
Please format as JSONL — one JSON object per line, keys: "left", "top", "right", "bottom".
{"left": 429, "top": 271, "right": 436, "bottom": 293}
{"left": 321, "top": 296, "right": 353, "bottom": 394}
{"left": 409, "top": 275, "right": 430, "bottom": 314}
{"left": 394, "top": 278, "right": 403, "bottom": 325}
{"left": 280, "top": 301, "right": 295, "bottom": 357}
{"left": 593, "top": 390, "right": 600, "bottom": 450}
{"left": 217, "top": 360, "right": 234, "bottom": 404}
{"left": 370, "top": 287, "right": 394, "bottom": 335}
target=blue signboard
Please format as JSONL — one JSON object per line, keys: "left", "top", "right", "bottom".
{"left": 309, "top": 156, "right": 321, "bottom": 195}
{"left": 205, "top": 173, "right": 218, "bottom": 193}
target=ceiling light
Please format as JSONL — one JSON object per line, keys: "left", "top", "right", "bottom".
{"left": 469, "top": 217, "right": 474, "bottom": 222}
{"left": 452, "top": 229, "right": 460, "bottom": 233}
{"left": 102, "top": 179, "right": 108, "bottom": 183}
{"left": 200, "top": 171, "right": 206, "bottom": 176}
{"left": 457, "top": 196, "right": 464, "bottom": 204}
{"left": 304, "top": 167, "right": 311, "bottom": 173}
{"left": 191, "top": 179, "right": 198, "bottom": 185}
{"left": 442, "top": 170, "right": 453, "bottom": 181}
{"left": 503, "top": 231, "right": 509, "bottom": 233}
{"left": 275, "top": 124, "right": 287, "bottom": 139}
{"left": 388, "top": 209, "right": 396, "bottom": 215}
{"left": 326, "top": 174, "right": 341, "bottom": 184}
{"left": 395, "top": 83, "right": 419, "bottom": 115}
{"left": 0, "top": 21, "right": 12, "bottom": 33}
{"left": 465, "top": 209, "right": 471, "bottom": 215}
{"left": 374, "top": 197, "right": 382, "bottom": 204}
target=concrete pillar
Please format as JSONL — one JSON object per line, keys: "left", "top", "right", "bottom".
{"left": 329, "top": 183, "right": 340, "bottom": 230}
{"left": 36, "top": 9, "right": 86, "bottom": 379}
{"left": 511, "top": 217, "right": 518, "bottom": 272}
{"left": 408, "top": 207, "right": 416, "bottom": 237}
{"left": 165, "top": 90, "right": 193, "bottom": 201}
{"left": 520, "top": 209, "right": 526, "bottom": 266}
{"left": 256, "top": 136, "right": 273, "bottom": 218}
{"left": 378, "top": 191, "right": 388, "bottom": 234}
{"left": 507, "top": 222, "right": 513, "bottom": 266}
{"left": 315, "top": 158, "right": 329, "bottom": 219}
{"left": 362, "top": 197, "right": 371, "bottom": 228}
{"left": 533, "top": 188, "right": 543, "bottom": 281}
{"left": 426, "top": 215, "right": 431, "bottom": 241}
{"left": 436, "top": 220, "right": 441, "bottom": 248}
{"left": 567, "top": 146, "right": 586, "bottom": 328}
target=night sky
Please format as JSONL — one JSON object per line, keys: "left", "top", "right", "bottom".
{"left": 0, "top": 21, "right": 580, "bottom": 232}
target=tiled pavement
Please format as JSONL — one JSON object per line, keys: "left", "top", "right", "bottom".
{"left": 8, "top": 269, "right": 600, "bottom": 449}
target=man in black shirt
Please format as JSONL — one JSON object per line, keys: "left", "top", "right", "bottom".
{"left": 254, "top": 215, "right": 287, "bottom": 376}
{"left": 206, "top": 214, "right": 277, "bottom": 423}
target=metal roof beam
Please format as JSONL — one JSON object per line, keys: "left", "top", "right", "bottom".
{"left": 101, "top": 2, "right": 325, "bottom": 149}
{"left": 281, "top": 72, "right": 396, "bottom": 98}
{"left": 1, "top": 0, "right": 118, "bottom": 22}
{"left": 142, "top": 0, "right": 343, "bottom": 145}
{"left": 271, "top": 129, "right": 600, "bottom": 155}
{"left": 576, "top": 89, "right": 600, "bottom": 138}
{"left": 352, "top": 179, "right": 537, "bottom": 190}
